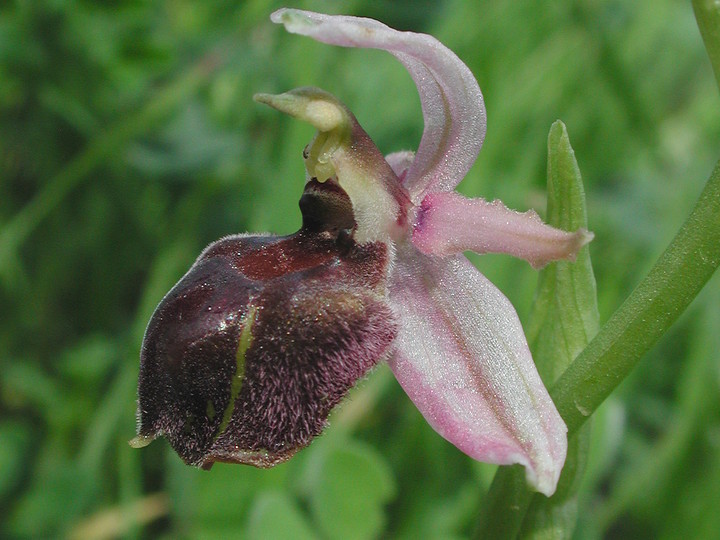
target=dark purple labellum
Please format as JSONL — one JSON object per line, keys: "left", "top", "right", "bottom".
{"left": 134, "top": 179, "right": 397, "bottom": 468}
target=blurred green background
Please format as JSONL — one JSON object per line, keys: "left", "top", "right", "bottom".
{"left": 2, "top": 0, "right": 719, "bottom": 538}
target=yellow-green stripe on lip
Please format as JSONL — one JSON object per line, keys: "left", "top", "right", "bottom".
{"left": 215, "top": 306, "right": 257, "bottom": 439}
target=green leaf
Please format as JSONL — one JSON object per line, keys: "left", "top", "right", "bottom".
{"left": 6, "top": 458, "right": 95, "bottom": 537}
{"left": 0, "top": 420, "right": 33, "bottom": 499}
{"left": 527, "top": 120, "right": 599, "bottom": 382}
{"left": 189, "top": 460, "right": 291, "bottom": 536}
{"left": 477, "top": 121, "right": 598, "bottom": 539}
{"left": 520, "top": 121, "right": 598, "bottom": 540}
{"left": 304, "top": 438, "right": 396, "bottom": 540}
{"left": 246, "top": 491, "right": 318, "bottom": 540}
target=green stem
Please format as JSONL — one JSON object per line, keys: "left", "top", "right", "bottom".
{"left": 552, "top": 159, "right": 720, "bottom": 436}
{"left": 474, "top": 466, "right": 534, "bottom": 539}
{"left": 693, "top": 0, "right": 720, "bottom": 90}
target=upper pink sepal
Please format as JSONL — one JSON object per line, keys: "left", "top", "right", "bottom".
{"left": 270, "top": 8, "right": 485, "bottom": 201}
{"left": 412, "top": 191, "right": 593, "bottom": 268}
{"left": 387, "top": 247, "right": 567, "bottom": 496}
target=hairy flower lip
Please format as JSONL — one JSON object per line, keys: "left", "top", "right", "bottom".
{"left": 136, "top": 220, "right": 397, "bottom": 467}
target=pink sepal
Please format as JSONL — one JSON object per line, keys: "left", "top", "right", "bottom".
{"left": 387, "top": 248, "right": 567, "bottom": 495}
{"left": 413, "top": 191, "right": 593, "bottom": 268}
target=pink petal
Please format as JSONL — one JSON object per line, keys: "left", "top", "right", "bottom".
{"left": 387, "top": 247, "right": 567, "bottom": 496}
{"left": 412, "top": 191, "right": 593, "bottom": 269}
{"left": 270, "top": 9, "right": 486, "bottom": 201}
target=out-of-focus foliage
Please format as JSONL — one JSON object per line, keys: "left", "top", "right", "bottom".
{"left": 1, "top": 0, "right": 718, "bottom": 539}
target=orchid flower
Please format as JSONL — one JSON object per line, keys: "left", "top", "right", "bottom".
{"left": 133, "top": 9, "right": 592, "bottom": 497}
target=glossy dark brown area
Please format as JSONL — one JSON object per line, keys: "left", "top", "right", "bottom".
{"left": 137, "top": 257, "right": 259, "bottom": 464}
{"left": 299, "top": 177, "right": 356, "bottom": 232}
{"left": 136, "top": 180, "right": 397, "bottom": 466}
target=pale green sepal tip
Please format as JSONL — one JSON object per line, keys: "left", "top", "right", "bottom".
{"left": 270, "top": 8, "right": 312, "bottom": 29}
{"left": 254, "top": 88, "right": 348, "bottom": 133}
{"left": 128, "top": 434, "right": 154, "bottom": 449}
